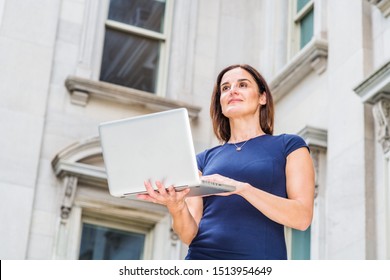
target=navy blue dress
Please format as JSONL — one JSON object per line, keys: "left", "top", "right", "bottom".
{"left": 185, "top": 134, "right": 309, "bottom": 260}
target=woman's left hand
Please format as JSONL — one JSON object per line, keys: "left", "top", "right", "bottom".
{"left": 200, "top": 174, "right": 249, "bottom": 196}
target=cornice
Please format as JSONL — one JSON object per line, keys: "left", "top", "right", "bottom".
{"left": 354, "top": 60, "right": 390, "bottom": 104}
{"left": 297, "top": 125, "right": 328, "bottom": 150}
{"left": 366, "top": 0, "right": 390, "bottom": 17}
{"left": 65, "top": 76, "right": 202, "bottom": 119}
{"left": 269, "top": 38, "right": 328, "bottom": 102}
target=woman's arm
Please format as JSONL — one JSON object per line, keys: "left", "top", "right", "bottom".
{"left": 137, "top": 181, "right": 203, "bottom": 245}
{"left": 202, "top": 147, "right": 315, "bottom": 230}
{"left": 172, "top": 196, "right": 203, "bottom": 244}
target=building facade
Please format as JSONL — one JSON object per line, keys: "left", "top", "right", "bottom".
{"left": 0, "top": 0, "right": 389, "bottom": 260}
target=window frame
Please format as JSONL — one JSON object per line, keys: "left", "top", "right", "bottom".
{"left": 79, "top": 215, "right": 153, "bottom": 260}
{"left": 288, "top": 0, "right": 315, "bottom": 59}
{"left": 100, "top": 0, "right": 174, "bottom": 97}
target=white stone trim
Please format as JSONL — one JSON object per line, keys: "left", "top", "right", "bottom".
{"left": 384, "top": 155, "right": 390, "bottom": 259}
{"left": 373, "top": 97, "right": 390, "bottom": 154}
{"left": 60, "top": 176, "right": 78, "bottom": 220}
{"left": 367, "top": 0, "right": 390, "bottom": 17}
{"left": 354, "top": 60, "right": 390, "bottom": 153}
{"left": 355, "top": 59, "right": 390, "bottom": 259}
{"left": 53, "top": 205, "right": 83, "bottom": 259}
{"left": 51, "top": 136, "right": 107, "bottom": 186}
{"left": 298, "top": 125, "right": 328, "bottom": 149}
{"left": 270, "top": 38, "right": 328, "bottom": 102}
{"left": 297, "top": 125, "right": 328, "bottom": 259}
{"left": 298, "top": 125, "right": 327, "bottom": 200}
{"left": 65, "top": 76, "right": 202, "bottom": 119}
{"left": 75, "top": 0, "right": 102, "bottom": 78}
{"left": 0, "top": 0, "right": 5, "bottom": 27}
{"left": 354, "top": 60, "right": 390, "bottom": 105}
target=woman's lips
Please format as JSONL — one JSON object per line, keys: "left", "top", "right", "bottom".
{"left": 228, "top": 99, "right": 242, "bottom": 104}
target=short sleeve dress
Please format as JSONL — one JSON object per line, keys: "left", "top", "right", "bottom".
{"left": 185, "top": 134, "right": 309, "bottom": 260}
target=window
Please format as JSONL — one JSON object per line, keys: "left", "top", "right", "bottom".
{"left": 291, "top": 227, "right": 311, "bottom": 259}
{"left": 100, "top": 0, "right": 171, "bottom": 95}
{"left": 79, "top": 220, "right": 150, "bottom": 260}
{"left": 289, "top": 0, "right": 314, "bottom": 56}
{"left": 285, "top": 226, "right": 311, "bottom": 260}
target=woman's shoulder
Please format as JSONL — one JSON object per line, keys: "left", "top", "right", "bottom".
{"left": 257, "top": 133, "right": 309, "bottom": 156}
{"left": 263, "top": 133, "right": 306, "bottom": 143}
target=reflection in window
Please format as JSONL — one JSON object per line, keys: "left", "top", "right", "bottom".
{"left": 100, "top": 29, "right": 160, "bottom": 92}
{"left": 100, "top": 0, "right": 167, "bottom": 94}
{"left": 291, "top": 226, "right": 311, "bottom": 260}
{"left": 108, "top": 0, "right": 165, "bottom": 33}
{"left": 295, "top": 0, "right": 314, "bottom": 50}
{"left": 79, "top": 223, "right": 146, "bottom": 260}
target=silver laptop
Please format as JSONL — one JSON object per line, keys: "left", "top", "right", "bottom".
{"left": 98, "top": 108, "right": 235, "bottom": 198}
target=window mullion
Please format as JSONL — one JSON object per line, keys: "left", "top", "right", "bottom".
{"left": 294, "top": 1, "right": 314, "bottom": 22}
{"left": 105, "top": 19, "right": 166, "bottom": 41}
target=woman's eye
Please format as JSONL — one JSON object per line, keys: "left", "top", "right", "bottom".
{"left": 221, "top": 86, "right": 230, "bottom": 91}
{"left": 239, "top": 83, "right": 247, "bottom": 88}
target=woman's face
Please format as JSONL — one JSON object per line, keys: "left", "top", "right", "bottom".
{"left": 219, "top": 67, "right": 266, "bottom": 119}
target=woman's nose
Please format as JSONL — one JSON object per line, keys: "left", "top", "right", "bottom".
{"left": 229, "top": 84, "right": 239, "bottom": 94}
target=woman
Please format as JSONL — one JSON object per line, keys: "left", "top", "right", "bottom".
{"left": 137, "top": 64, "right": 315, "bottom": 259}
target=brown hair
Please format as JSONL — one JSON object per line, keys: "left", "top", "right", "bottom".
{"left": 210, "top": 64, "right": 274, "bottom": 142}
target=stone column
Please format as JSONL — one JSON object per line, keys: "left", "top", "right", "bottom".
{"left": 372, "top": 96, "right": 390, "bottom": 259}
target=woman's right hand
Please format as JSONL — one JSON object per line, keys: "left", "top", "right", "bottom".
{"left": 138, "top": 180, "right": 202, "bottom": 245}
{"left": 137, "top": 180, "right": 191, "bottom": 215}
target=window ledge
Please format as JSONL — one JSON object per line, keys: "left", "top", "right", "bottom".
{"left": 354, "top": 60, "right": 390, "bottom": 104}
{"left": 269, "top": 38, "right": 328, "bottom": 102}
{"left": 297, "top": 125, "right": 328, "bottom": 150}
{"left": 65, "top": 76, "right": 202, "bottom": 119}
{"left": 367, "top": 0, "right": 390, "bottom": 17}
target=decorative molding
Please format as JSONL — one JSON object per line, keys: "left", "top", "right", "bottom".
{"left": 311, "top": 149, "right": 320, "bottom": 198}
{"left": 373, "top": 97, "right": 390, "bottom": 154}
{"left": 52, "top": 136, "right": 108, "bottom": 187}
{"left": 366, "top": 0, "right": 390, "bottom": 17}
{"left": 269, "top": 38, "right": 328, "bottom": 102}
{"left": 65, "top": 76, "right": 202, "bottom": 119}
{"left": 52, "top": 136, "right": 102, "bottom": 168}
{"left": 354, "top": 60, "right": 390, "bottom": 154}
{"left": 61, "top": 176, "right": 78, "bottom": 222}
{"left": 297, "top": 125, "right": 328, "bottom": 150}
{"left": 354, "top": 60, "right": 390, "bottom": 104}
{"left": 0, "top": 0, "right": 5, "bottom": 27}
{"left": 76, "top": 0, "right": 101, "bottom": 78}
{"left": 298, "top": 125, "right": 328, "bottom": 199}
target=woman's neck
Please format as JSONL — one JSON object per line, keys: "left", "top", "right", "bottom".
{"left": 229, "top": 119, "right": 264, "bottom": 143}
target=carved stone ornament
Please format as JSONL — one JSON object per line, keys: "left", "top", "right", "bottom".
{"left": 310, "top": 148, "right": 320, "bottom": 199}
{"left": 366, "top": 0, "right": 390, "bottom": 17}
{"left": 60, "top": 176, "right": 78, "bottom": 222}
{"left": 373, "top": 97, "right": 390, "bottom": 154}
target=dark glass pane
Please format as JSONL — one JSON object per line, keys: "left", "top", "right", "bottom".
{"left": 291, "top": 226, "right": 311, "bottom": 260}
{"left": 297, "top": 0, "right": 310, "bottom": 12}
{"left": 100, "top": 28, "right": 160, "bottom": 93}
{"left": 300, "top": 8, "right": 314, "bottom": 49}
{"left": 79, "top": 223, "right": 146, "bottom": 260}
{"left": 108, "top": 0, "right": 166, "bottom": 33}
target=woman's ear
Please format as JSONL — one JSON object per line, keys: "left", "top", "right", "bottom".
{"left": 259, "top": 92, "right": 267, "bottom": 105}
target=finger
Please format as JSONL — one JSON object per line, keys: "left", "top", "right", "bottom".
{"left": 167, "top": 185, "right": 176, "bottom": 197}
{"left": 144, "top": 180, "right": 158, "bottom": 198}
{"left": 156, "top": 181, "right": 168, "bottom": 196}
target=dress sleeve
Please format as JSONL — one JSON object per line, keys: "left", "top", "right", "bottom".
{"left": 283, "top": 134, "right": 310, "bottom": 157}
{"left": 196, "top": 150, "right": 207, "bottom": 173}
